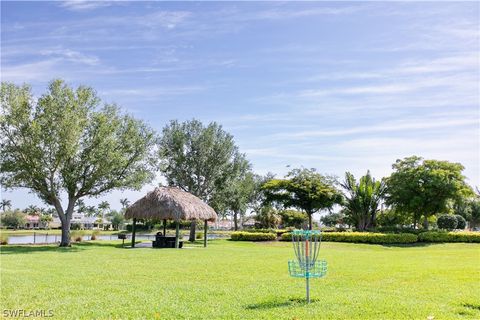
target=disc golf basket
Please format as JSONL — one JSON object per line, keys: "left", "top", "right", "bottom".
{"left": 288, "top": 230, "right": 327, "bottom": 303}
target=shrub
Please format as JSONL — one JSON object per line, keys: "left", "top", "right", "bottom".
{"left": 281, "top": 232, "right": 417, "bottom": 244}
{"left": 70, "top": 230, "right": 85, "bottom": 242}
{"left": 230, "top": 232, "right": 276, "bottom": 241}
{"left": 437, "top": 215, "right": 457, "bottom": 230}
{"left": 0, "top": 233, "right": 8, "bottom": 245}
{"left": 418, "top": 231, "right": 480, "bottom": 243}
{"left": 90, "top": 230, "right": 100, "bottom": 240}
{"left": 454, "top": 215, "right": 467, "bottom": 230}
{"left": 196, "top": 232, "right": 204, "bottom": 240}
{"left": 70, "top": 223, "right": 82, "bottom": 230}
{"left": 0, "top": 210, "right": 26, "bottom": 229}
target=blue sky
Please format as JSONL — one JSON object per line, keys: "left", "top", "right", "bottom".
{"left": 1, "top": 1, "right": 479, "bottom": 211}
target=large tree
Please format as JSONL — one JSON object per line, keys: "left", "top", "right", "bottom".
{"left": 340, "top": 171, "right": 386, "bottom": 231}
{"left": 0, "top": 80, "right": 156, "bottom": 246}
{"left": 158, "top": 119, "right": 248, "bottom": 240}
{"left": 385, "top": 156, "right": 472, "bottom": 229}
{"left": 262, "top": 168, "right": 343, "bottom": 230}
{"left": 213, "top": 169, "right": 255, "bottom": 231}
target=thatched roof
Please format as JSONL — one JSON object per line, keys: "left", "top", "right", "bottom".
{"left": 124, "top": 187, "right": 217, "bottom": 222}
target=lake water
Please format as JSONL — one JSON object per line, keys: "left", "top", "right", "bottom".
{"left": 6, "top": 233, "right": 228, "bottom": 244}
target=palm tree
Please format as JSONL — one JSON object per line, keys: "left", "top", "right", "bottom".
{"left": 24, "top": 205, "right": 40, "bottom": 215}
{"left": 98, "top": 201, "right": 110, "bottom": 219}
{"left": 341, "top": 171, "right": 386, "bottom": 231}
{"left": 85, "top": 206, "right": 97, "bottom": 217}
{"left": 120, "top": 198, "right": 130, "bottom": 209}
{"left": 75, "top": 199, "right": 86, "bottom": 214}
{"left": 1, "top": 199, "right": 12, "bottom": 212}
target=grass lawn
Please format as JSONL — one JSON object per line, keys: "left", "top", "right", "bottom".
{"left": 1, "top": 240, "right": 479, "bottom": 319}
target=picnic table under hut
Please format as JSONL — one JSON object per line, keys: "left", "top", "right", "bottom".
{"left": 124, "top": 187, "right": 217, "bottom": 248}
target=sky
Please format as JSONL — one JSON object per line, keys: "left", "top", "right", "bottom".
{"left": 1, "top": 1, "right": 479, "bottom": 212}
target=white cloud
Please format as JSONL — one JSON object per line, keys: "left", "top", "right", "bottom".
{"left": 40, "top": 48, "right": 99, "bottom": 65}
{"left": 59, "top": 1, "right": 113, "bottom": 11}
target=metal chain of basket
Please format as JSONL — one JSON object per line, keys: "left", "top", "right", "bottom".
{"left": 288, "top": 230, "right": 327, "bottom": 303}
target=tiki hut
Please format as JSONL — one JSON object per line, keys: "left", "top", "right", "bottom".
{"left": 125, "top": 187, "right": 217, "bottom": 248}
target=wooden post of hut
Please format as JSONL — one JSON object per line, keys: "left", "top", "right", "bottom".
{"left": 204, "top": 220, "right": 208, "bottom": 247}
{"left": 131, "top": 218, "right": 137, "bottom": 248}
{"left": 175, "top": 220, "right": 180, "bottom": 249}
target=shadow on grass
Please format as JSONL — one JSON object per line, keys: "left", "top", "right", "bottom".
{"left": 380, "top": 242, "right": 436, "bottom": 248}
{"left": 0, "top": 240, "right": 129, "bottom": 254}
{"left": 245, "top": 298, "right": 318, "bottom": 310}
{"left": 0, "top": 245, "right": 83, "bottom": 255}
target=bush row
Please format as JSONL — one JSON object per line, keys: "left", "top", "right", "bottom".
{"left": 280, "top": 232, "right": 417, "bottom": 244}
{"left": 279, "top": 231, "right": 480, "bottom": 244}
{"left": 417, "top": 231, "right": 480, "bottom": 243}
{"left": 230, "top": 232, "right": 277, "bottom": 241}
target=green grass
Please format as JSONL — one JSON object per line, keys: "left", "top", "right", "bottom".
{"left": 1, "top": 240, "right": 479, "bottom": 319}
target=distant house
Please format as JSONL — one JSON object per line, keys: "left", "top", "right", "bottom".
{"left": 25, "top": 215, "right": 40, "bottom": 229}
{"left": 70, "top": 213, "right": 111, "bottom": 230}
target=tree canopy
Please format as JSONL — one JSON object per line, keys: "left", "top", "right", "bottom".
{"left": 0, "top": 80, "right": 157, "bottom": 246}
{"left": 158, "top": 119, "right": 249, "bottom": 239}
{"left": 385, "top": 156, "right": 472, "bottom": 229}
{"left": 262, "top": 168, "right": 343, "bottom": 229}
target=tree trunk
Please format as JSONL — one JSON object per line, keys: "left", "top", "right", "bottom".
{"left": 233, "top": 212, "right": 238, "bottom": 231}
{"left": 422, "top": 216, "right": 429, "bottom": 230}
{"left": 308, "top": 214, "right": 312, "bottom": 230}
{"left": 55, "top": 197, "right": 76, "bottom": 247}
{"left": 189, "top": 220, "right": 196, "bottom": 242}
{"left": 60, "top": 218, "right": 71, "bottom": 247}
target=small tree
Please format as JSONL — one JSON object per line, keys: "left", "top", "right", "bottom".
{"left": 341, "top": 171, "right": 386, "bottom": 231}
{"left": 454, "top": 214, "right": 466, "bottom": 230}
{"left": 0, "top": 80, "right": 157, "bottom": 246}
{"left": 320, "top": 211, "right": 345, "bottom": 227}
{"left": 254, "top": 206, "right": 280, "bottom": 229}
{"left": 109, "top": 211, "right": 125, "bottom": 231}
{"left": 40, "top": 214, "right": 53, "bottom": 229}
{"left": 1, "top": 209, "right": 26, "bottom": 229}
{"left": 120, "top": 198, "right": 130, "bottom": 209}
{"left": 262, "top": 168, "right": 343, "bottom": 230}
{"left": 437, "top": 215, "right": 457, "bottom": 230}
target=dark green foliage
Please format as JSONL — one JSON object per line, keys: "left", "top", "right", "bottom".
{"left": 376, "top": 209, "right": 412, "bottom": 228}
{"left": 320, "top": 211, "right": 345, "bottom": 227}
{"left": 230, "top": 231, "right": 276, "bottom": 241}
{"left": 418, "top": 231, "right": 480, "bottom": 243}
{"left": 254, "top": 206, "right": 280, "bottom": 229}
{"left": 437, "top": 215, "right": 458, "bottom": 230}
{"left": 278, "top": 210, "right": 307, "bottom": 228}
{"left": 341, "top": 171, "right": 386, "bottom": 231}
{"left": 385, "top": 156, "right": 472, "bottom": 229}
{"left": 454, "top": 215, "right": 467, "bottom": 230}
{"left": 262, "top": 168, "right": 343, "bottom": 230}
{"left": 0, "top": 209, "right": 26, "bottom": 228}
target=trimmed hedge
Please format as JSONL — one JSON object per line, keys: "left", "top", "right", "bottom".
{"left": 418, "top": 231, "right": 480, "bottom": 243}
{"left": 281, "top": 232, "right": 417, "bottom": 244}
{"left": 231, "top": 232, "right": 276, "bottom": 241}
{"left": 281, "top": 231, "right": 480, "bottom": 244}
